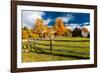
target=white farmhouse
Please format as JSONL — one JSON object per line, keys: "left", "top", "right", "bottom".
{"left": 81, "top": 26, "right": 90, "bottom": 38}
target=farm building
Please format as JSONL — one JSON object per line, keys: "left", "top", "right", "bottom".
{"left": 46, "top": 27, "right": 56, "bottom": 38}
{"left": 81, "top": 26, "right": 90, "bottom": 38}
{"left": 48, "top": 31, "right": 56, "bottom": 38}
{"left": 72, "top": 26, "right": 82, "bottom": 37}
{"left": 37, "top": 27, "right": 56, "bottom": 38}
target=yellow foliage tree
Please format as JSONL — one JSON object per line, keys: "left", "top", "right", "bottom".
{"left": 82, "top": 27, "right": 88, "bottom": 32}
{"left": 64, "top": 27, "right": 72, "bottom": 37}
{"left": 34, "top": 18, "right": 44, "bottom": 33}
{"left": 54, "top": 17, "right": 66, "bottom": 36}
{"left": 34, "top": 18, "right": 48, "bottom": 38}
{"left": 22, "top": 30, "right": 29, "bottom": 39}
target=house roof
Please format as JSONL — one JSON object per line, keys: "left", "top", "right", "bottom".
{"left": 82, "top": 26, "right": 90, "bottom": 32}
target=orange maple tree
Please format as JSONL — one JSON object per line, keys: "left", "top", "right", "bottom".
{"left": 54, "top": 17, "right": 66, "bottom": 36}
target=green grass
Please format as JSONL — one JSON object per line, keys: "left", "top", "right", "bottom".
{"left": 53, "top": 36, "right": 89, "bottom": 40}
{"left": 22, "top": 37, "right": 90, "bottom": 62}
{"left": 22, "top": 52, "right": 78, "bottom": 62}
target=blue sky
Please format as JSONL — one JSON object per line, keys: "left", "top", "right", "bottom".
{"left": 22, "top": 10, "right": 90, "bottom": 29}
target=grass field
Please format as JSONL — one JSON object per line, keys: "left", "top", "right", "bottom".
{"left": 22, "top": 37, "right": 90, "bottom": 62}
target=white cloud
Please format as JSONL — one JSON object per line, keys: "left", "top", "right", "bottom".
{"left": 44, "top": 18, "right": 52, "bottom": 25}
{"left": 23, "top": 24, "right": 31, "bottom": 29}
{"left": 59, "top": 14, "right": 74, "bottom": 23}
{"left": 60, "top": 17, "right": 69, "bottom": 22}
{"left": 28, "top": 11, "right": 45, "bottom": 23}
{"left": 22, "top": 11, "right": 74, "bottom": 28}
{"left": 83, "top": 22, "right": 90, "bottom": 25}
{"left": 82, "top": 22, "right": 90, "bottom": 31}
{"left": 69, "top": 23, "right": 81, "bottom": 29}
{"left": 22, "top": 11, "right": 45, "bottom": 28}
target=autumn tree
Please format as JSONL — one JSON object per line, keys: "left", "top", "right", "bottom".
{"left": 81, "top": 27, "right": 89, "bottom": 38}
{"left": 34, "top": 18, "right": 48, "bottom": 38}
{"left": 22, "top": 26, "right": 37, "bottom": 39}
{"left": 82, "top": 27, "right": 88, "bottom": 32}
{"left": 64, "top": 27, "right": 72, "bottom": 37}
{"left": 54, "top": 17, "right": 66, "bottom": 36}
{"left": 22, "top": 26, "right": 28, "bottom": 30}
{"left": 34, "top": 18, "right": 44, "bottom": 32}
{"left": 22, "top": 26, "right": 29, "bottom": 39}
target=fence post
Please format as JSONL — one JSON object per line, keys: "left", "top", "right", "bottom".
{"left": 50, "top": 38, "right": 52, "bottom": 54}
{"left": 34, "top": 39, "right": 36, "bottom": 52}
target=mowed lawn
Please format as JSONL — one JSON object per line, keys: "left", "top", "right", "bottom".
{"left": 22, "top": 37, "right": 90, "bottom": 62}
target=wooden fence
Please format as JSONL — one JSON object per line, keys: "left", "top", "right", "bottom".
{"left": 28, "top": 38, "right": 90, "bottom": 56}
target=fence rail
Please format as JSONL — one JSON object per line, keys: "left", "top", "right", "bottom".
{"left": 31, "top": 38, "right": 90, "bottom": 42}
{"left": 35, "top": 46, "right": 89, "bottom": 55}
{"left": 28, "top": 38, "right": 90, "bottom": 56}
{"left": 35, "top": 42, "right": 89, "bottom": 48}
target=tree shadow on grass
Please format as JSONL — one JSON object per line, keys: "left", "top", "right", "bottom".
{"left": 31, "top": 48, "right": 90, "bottom": 59}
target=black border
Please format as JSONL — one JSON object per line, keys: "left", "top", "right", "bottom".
{"left": 11, "top": 1, "right": 97, "bottom": 73}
